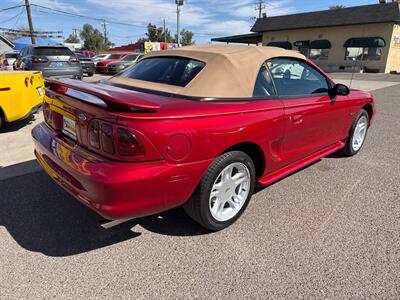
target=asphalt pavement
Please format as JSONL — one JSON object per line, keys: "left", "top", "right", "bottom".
{"left": 0, "top": 74, "right": 399, "bottom": 299}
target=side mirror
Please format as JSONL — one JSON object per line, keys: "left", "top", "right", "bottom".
{"left": 332, "top": 83, "right": 350, "bottom": 97}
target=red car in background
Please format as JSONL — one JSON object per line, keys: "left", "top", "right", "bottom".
{"left": 32, "top": 45, "right": 375, "bottom": 231}
{"left": 95, "top": 53, "right": 128, "bottom": 73}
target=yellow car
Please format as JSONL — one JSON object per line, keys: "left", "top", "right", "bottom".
{"left": 0, "top": 71, "right": 44, "bottom": 129}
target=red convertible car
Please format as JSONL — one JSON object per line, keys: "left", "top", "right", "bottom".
{"left": 32, "top": 45, "right": 375, "bottom": 231}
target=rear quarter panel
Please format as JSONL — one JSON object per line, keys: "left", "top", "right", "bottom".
{"left": 117, "top": 99, "right": 287, "bottom": 177}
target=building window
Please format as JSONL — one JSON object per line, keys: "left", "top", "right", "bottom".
{"left": 309, "top": 40, "right": 331, "bottom": 61}
{"left": 310, "top": 49, "right": 330, "bottom": 60}
{"left": 343, "top": 37, "right": 385, "bottom": 61}
{"left": 345, "top": 47, "right": 382, "bottom": 61}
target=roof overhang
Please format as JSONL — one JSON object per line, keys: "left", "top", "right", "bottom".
{"left": 211, "top": 33, "right": 262, "bottom": 44}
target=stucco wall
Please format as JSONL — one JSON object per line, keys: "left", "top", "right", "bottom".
{"left": 261, "top": 23, "right": 394, "bottom": 73}
{"left": 385, "top": 24, "right": 400, "bottom": 73}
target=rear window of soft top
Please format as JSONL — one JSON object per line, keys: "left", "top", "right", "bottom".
{"left": 120, "top": 56, "right": 205, "bottom": 87}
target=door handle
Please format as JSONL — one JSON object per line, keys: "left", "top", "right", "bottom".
{"left": 291, "top": 114, "right": 303, "bottom": 124}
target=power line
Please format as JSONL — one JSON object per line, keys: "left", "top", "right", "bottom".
{"left": 0, "top": 4, "right": 25, "bottom": 13}
{"left": 0, "top": 8, "right": 24, "bottom": 24}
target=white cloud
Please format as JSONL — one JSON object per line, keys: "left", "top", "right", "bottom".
{"left": 202, "top": 20, "right": 253, "bottom": 36}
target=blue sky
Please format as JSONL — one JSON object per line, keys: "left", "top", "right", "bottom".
{"left": 0, "top": 0, "right": 384, "bottom": 45}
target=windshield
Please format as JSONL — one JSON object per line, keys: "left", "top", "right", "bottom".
{"left": 34, "top": 47, "right": 73, "bottom": 56}
{"left": 122, "top": 55, "right": 139, "bottom": 61}
{"left": 93, "top": 54, "right": 106, "bottom": 59}
{"left": 120, "top": 56, "right": 205, "bottom": 87}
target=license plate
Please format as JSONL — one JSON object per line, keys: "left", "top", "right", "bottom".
{"left": 51, "top": 62, "right": 64, "bottom": 67}
{"left": 62, "top": 116, "right": 77, "bottom": 140}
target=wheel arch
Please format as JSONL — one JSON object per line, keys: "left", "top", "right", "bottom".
{"left": 362, "top": 104, "right": 373, "bottom": 125}
{"left": 222, "top": 142, "right": 265, "bottom": 179}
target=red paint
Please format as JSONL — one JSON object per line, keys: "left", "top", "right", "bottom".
{"left": 32, "top": 65, "right": 375, "bottom": 220}
{"left": 95, "top": 54, "right": 128, "bottom": 73}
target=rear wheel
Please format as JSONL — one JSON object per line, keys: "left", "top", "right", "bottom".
{"left": 341, "top": 109, "right": 369, "bottom": 156}
{"left": 0, "top": 109, "right": 5, "bottom": 130}
{"left": 88, "top": 72, "right": 94, "bottom": 77}
{"left": 184, "top": 151, "right": 256, "bottom": 231}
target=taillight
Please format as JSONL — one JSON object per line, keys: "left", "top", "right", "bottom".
{"left": 101, "top": 123, "right": 115, "bottom": 154}
{"left": 69, "top": 57, "right": 79, "bottom": 63}
{"left": 31, "top": 56, "right": 48, "bottom": 63}
{"left": 43, "top": 102, "right": 52, "bottom": 124}
{"left": 87, "top": 120, "right": 145, "bottom": 157}
{"left": 3, "top": 59, "right": 8, "bottom": 66}
{"left": 48, "top": 82, "right": 69, "bottom": 94}
{"left": 88, "top": 120, "right": 100, "bottom": 149}
{"left": 117, "top": 128, "right": 145, "bottom": 156}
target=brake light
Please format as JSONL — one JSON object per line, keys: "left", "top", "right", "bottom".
{"left": 48, "top": 82, "right": 69, "bottom": 94}
{"left": 117, "top": 128, "right": 145, "bottom": 156}
{"left": 88, "top": 120, "right": 100, "bottom": 149}
{"left": 3, "top": 59, "right": 8, "bottom": 66}
{"left": 69, "top": 57, "right": 79, "bottom": 63}
{"left": 101, "top": 123, "right": 115, "bottom": 154}
{"left": 87, "top": 119, "right": 146, "bottom": 157}
{"left": 31, "top": 56, "right": 48, "bottom": 63}
{"left": 43, "top": 102, "right": 52, "bottom": 124}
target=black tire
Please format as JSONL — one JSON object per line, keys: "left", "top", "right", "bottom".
{"left": 341, "top": 109, "right": 369, "bottom": 157}
{"left": 184, "top": 151, "right": 256, "bottom": 231}
{"left": 88, "top": 72, "right": 94, "bottom": 77}
{"left": 0, "top": 109, "right": 5, "bottom": 130}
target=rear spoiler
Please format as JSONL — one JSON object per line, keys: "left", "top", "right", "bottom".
{"left": 46, "top": 78, "right": 160, "bottom": 112}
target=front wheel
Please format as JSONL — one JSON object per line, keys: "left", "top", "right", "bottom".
{"left": 342, "top": 109, "right": 369, "bottom": 156}
{"left": 184, "top": 151, "right": 256, "bottom": 231}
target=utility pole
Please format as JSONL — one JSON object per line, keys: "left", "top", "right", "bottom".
{"left": 102, "top": 19, "right": 108, "bottom": 45}
{"left": 72, "top": 28, "right": 79, "bottom": 40}
{"left": 176, "top": 0, "right": 184, "bottom": 47}
{"left": 255, "top": 0, "right": 266, "bottom": 19}
{"left": 163, "top": 18, "right": 166, "bottom": 44}
{"left": 24, "top": 0, "right": 35, "bottom": 44}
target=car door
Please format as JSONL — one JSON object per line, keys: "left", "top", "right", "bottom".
{"left": 267, "top": 57, "right": 349, "bottom": 165}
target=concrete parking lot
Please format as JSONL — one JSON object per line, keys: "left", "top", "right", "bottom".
{"left": 0, "top": 74, "right": 399, "bottom": 298}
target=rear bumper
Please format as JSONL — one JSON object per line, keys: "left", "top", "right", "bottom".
{"left": 33, "top": 67, "right": 82, "bottom": 78}
{"left": 32, "top": 123, "right": 211, "bottom": 220}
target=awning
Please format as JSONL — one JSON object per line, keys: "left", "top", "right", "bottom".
{"left": 267, "top": 41, "right": 292, "bottom": 50}
{"left": 211, "top": 33, "right": 262, "bottom": 44}
{"left": 344, "top": 37, "right": 386, "bottom": 48}
{"left": 310, "top": 40, "right": 332, "bottom": 49}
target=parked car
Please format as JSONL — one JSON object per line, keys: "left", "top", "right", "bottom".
{"left": 1, "top": 52, "right": 19, "bottom": 70}
{"left": 107, "top": 53, "right": 144, "bottom": 74}
{"left": 32, "top": 45, "right": 375, "bottom": 231}
{"left": 76, "top": 53, "right": 95, "bottom": 77}
{"left": 95, "top": 53, "right": 127, "bottom": 73}
{"left": 0, "top": 71, "right": 44, "bottom": 129}
{"left": 92, "top": 54, "right": 112, "bottom": 66}
{"left": 15, "top": 45, "right": 82, "bottom": 79}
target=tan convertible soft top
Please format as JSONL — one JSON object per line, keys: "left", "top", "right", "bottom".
{"left": 108, "top": 44, "right": 306, "bottom": 98}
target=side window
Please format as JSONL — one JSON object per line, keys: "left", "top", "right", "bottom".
{"left": 252, "top": 63, "right": 277, "bottom": 97}
{"left": 267, "top": 58, "right": 329, "bottom": 96}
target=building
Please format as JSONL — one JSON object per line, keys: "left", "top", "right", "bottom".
{"left": 211, "top": 1, "right": 400, "bottom": 73}
{"left": 0, "top": 35, "right": 14, "bottom": 54}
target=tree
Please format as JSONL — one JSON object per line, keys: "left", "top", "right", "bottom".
{"left": 65, "top": 33, "right": 80, "bottom": 44}
{"left": 329, "top": 5, "right": 346, "bottom": 10}
{"left": 178, "top": 28, "right": 194, "bottom": 46}
{"left": 138, "top": 23, "right": 174, "bottom": 43}
{"left": 79, "top": 24, "right": 112, "bottom": 50}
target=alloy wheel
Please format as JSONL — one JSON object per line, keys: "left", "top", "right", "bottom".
{"left": 209, "top": 162, "right": 251, "bottom": 222}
